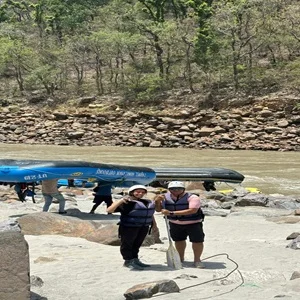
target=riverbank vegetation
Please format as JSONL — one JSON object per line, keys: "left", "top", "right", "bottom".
{"left": 0, "top": 0, "right": 300, "bottom": 109}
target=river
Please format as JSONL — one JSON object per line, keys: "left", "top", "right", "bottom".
{"left": 0, "top": 143, "right": 299, "bottom": 196}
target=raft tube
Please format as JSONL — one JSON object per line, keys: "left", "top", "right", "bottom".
{"left": 0, "top": 159, "right": 156, "bottom": 188}
{"left": 153, "top": 167, "right": 244, "bottom": 183}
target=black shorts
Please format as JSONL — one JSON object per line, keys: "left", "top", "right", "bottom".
{"left": 169, "top": 222, "right": 205, "bottom": 243}
{"left": 93, "top": 195, "right": 113, "bottom": 206}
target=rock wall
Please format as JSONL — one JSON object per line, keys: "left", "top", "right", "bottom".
{"left": 0, "top": 105, "right": 299, "bottom": 151}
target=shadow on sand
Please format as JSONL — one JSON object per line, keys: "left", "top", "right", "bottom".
{"left": 30, "top": 292, "right": 48, "bottom": 300}
{"left": 65, "top": 209, "right": 120, "bottom": 222}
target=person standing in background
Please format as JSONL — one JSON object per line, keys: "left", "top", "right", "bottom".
{"left": 42, "top": 179, "right": 66, "bottom": 214}
{"left": 89, "top": 183, "right": 113, "bottom": 214}
{"left": 14, "top": 183, "right": 27, "bottom": 202}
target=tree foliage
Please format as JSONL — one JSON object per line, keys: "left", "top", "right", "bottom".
{"left": 0, "top": 0, "right": 300, "bottom": 105}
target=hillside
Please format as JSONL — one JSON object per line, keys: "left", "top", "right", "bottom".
{"left": 1, "top": 0, "right": 300, "bottom": 108}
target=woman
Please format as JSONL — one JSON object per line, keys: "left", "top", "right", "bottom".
{"left": 107, "top": 185, "right": 155, "bottom": 270}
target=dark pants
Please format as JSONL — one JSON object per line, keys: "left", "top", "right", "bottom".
{"left": 119, "top": 225, "right": 149, "bottom": 260}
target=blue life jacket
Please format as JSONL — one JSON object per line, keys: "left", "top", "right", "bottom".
{"left": 164, "top": 192, "right": 204, "bottom": 221}
{"left": 120, "top": 199, "right": 155, "bottom": 227}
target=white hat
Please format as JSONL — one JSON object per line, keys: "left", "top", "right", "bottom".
{"left": 128, "top": 185, "right": 147, "bottom": 193}
{"left": 168, "top": 181, "right": 185, "bottom": 189}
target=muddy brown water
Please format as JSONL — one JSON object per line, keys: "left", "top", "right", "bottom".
{"left": 0, "top": 144, "right": 299, "bottom": 196}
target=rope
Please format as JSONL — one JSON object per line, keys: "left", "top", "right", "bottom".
{"left": 153, "top": 253, "right": 244, "bottom": 299}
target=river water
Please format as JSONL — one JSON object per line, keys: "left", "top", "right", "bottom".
{"left": 0, "top": 143, "right": 299, "bottom": 196}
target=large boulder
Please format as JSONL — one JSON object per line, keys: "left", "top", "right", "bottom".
{"left": 124, "top": 280, "right": 179, "bottom": 299}
{"left": 235, "top": 193, "right": 268, "bottom": 206}
{"left": 0, "top": 224, "right": 30, "bottom": 300}
{"left": 17, "top": 212, "right": 161, "bottom": 246}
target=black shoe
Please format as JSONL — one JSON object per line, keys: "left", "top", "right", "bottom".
{"left": 123, "top": 259, "right": 144, "bottom": 270}
{"left": 58, "top": 211, "right": 67, "bottom": 214}
{"left": 133, "top": 258, "right": 151, "bottom": 267}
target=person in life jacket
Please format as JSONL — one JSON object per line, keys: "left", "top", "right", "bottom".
{"left": 107, "top": 185, "right": 157, "bottom": 271}
{"left": 155, "top": 181, "right": 206, "bottom": 269}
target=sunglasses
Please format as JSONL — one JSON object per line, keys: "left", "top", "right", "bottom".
{"left": 169, "top": 187, "right": 184, "bottom": 191}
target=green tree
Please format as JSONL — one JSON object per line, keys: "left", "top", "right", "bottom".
{"left": 189, "top": 1, "right": 217, "bottom": 68}
{"left": 211, "top": 0, "right": 262, "bottom": 91}
{"left": 137, "top": 0, "right": 187, "bottom": 23}
{"left": 65, "top": 36, "right": 90, "bottom": 94}
{"left": 0, "top": 36, "right": 34, "bottom": 93}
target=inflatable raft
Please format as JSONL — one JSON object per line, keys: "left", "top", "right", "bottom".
{"left": 0, "top": 160, "right": 245, "bottom": 188}
{"left": 0, "top": 159, "right": 156, "bottom": 187}
{"left": 154, "top": 167, "right": 244, "bottom": 183}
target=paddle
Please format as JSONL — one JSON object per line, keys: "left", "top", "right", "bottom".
{"left": 164, "top": 215, "right": 182, "bottom": 270}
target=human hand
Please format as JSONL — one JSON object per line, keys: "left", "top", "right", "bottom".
{"left": 161, "top": 209, "right": 169, "bottom": 216}
{"left": 122, "top": 196, "right": 131, "bottom": 203}
{"left": 154, "top": 194, "right": 165, "bottom": 202}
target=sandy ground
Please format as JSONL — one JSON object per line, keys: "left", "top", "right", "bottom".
{"left": 1, "top": 197, "right": 300, "bottom": 300}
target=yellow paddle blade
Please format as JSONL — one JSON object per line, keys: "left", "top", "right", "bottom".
{"left": 166, "top": 243, "right": 182, "bottom": 270}
{"left": 220, "top": 187, "right": 261, "bottom": 194}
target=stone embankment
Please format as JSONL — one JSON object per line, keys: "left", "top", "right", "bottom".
{"left": 0, "top": 105, "right": 299, "bottom": 151}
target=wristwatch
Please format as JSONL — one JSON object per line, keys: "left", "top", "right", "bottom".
{"left": 169, "top": 211, "right": 174, "bottom": 215}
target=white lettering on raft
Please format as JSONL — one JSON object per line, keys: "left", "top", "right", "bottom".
{"left": 96, "top": 169, "right": 147, "bottom": 177}
{"left": 24, "top": 174, "right": 48, "bottom": 180}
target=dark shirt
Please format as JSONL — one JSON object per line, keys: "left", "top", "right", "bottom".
{"left": 93, "top": 184, "right": 112, "bottom": 196}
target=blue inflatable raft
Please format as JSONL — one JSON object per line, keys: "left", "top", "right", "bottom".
{"left": 0, "top": 159, "right": 245, "bottom": 189}
{"left": 0, "top": 159, "right": 156, "bottom": 188}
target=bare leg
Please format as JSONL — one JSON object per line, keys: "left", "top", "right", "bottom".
{"left": 192, "top": 242, "right": 204, "bottom": 262}
{"left": 174, "top": 240, "right": 186, "bottom": 262}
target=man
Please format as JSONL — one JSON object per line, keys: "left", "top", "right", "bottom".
{"left": 42, "top": 179, "right": 66, "bottom": 214}
{"left": 155, "top": 181, "right": 205, "bottom": 268}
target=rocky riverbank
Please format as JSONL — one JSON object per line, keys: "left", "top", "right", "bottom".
{"left": 0, "top": 103, "right": 299, "bottom": 151}
{"left": 1, "top": 184, "right": 300, "bottom": 300}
